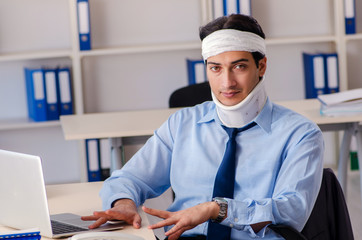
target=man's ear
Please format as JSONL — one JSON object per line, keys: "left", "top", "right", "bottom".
{"left": 258, "top": 57, "right": 267, "bottom": 77}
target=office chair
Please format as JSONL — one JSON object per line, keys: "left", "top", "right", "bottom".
{"left": 269, "top": 168, "right": 354, "bottom": 240}
{"left": 169, "top": 82, "right": 212, "bottom": 108}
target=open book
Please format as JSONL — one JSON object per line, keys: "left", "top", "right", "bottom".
{"left": 317, "top": 88, "right": 362, "bottom": 116}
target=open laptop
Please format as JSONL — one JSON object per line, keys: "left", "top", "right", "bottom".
{"left": 0, "top": 149, "right": 124, "bottom": 238}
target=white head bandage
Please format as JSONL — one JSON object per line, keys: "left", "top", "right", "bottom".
{"left": 202, "top": 29, "right": 266, "bottom": 60}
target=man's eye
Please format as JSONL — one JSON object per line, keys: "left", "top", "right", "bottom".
{"left": 210, "top": 66, "right": 220, "bottom": 71}
{"left": 235, "top": 64, "right": 246, "bottom": 70}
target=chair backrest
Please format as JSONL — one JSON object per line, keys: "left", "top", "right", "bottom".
{"left": 269, "top": 168, "right": 354, "bottom": 240}
{"left": 301, "top": 168, "right": 354, "bottom": 239}
{"left": 169, "top": 82, "right": 212, "bottom": 108}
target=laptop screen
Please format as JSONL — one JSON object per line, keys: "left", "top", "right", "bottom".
{"left": 0, "top": 149, "right": 55, "bottom": 237}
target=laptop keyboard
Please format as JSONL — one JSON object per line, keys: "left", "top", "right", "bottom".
{"left": 51, "top": 220, "right": 88, "bottom": 235}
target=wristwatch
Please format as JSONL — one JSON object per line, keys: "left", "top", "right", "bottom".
{"left": 212, "top": 197, "right": 228, "bottom": 223}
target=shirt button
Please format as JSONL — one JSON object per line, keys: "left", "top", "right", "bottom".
{"left": 234, "top": 218, "right": 239, "bottom": 222}
{"left": 230, "top": 224, "right": 234, "bottom": 228}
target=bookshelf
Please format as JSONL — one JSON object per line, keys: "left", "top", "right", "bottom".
{"left": 0, "top": 0, "right": 360, "bottom": 182}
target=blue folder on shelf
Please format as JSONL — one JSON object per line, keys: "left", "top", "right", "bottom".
{"left": 323, "top": 53, "right": 340, "bottom": 94}
{"left": 186, "top": 59, "right": 207, "bottom": 85}
{"left": 77, "top": 0, "right": 91, "bottom": 50}
{"left": 24, "top": 68, "right": 47, "bottom": 122}
{"left": 85, "top": 139, "right": 102, "bottom": 182}
{"left": 236, "top": 0, "right": 251, "bottom": 16}
{"left": 303, "top": 52, "right": 327, "bottom": 99}
{"left": 99, "top": 138, "right": 111, "bottom": 180}
{"left": 56, "top": 67, "right": 74, "bottom": 115}
{"left": 43, "top": 68, "right": 60, "bottom": 121}
{"left": 344, "top": 0, "right": 356, "bottom": 34}
{"left": 213, "top": 0, "right": 251, "bottom": 19}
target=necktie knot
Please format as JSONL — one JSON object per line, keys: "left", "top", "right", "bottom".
{"left": 223, "top": 127, "right": 238, "bottom": 139}
{"left": 222, "top": 121, "right": 257, "bottom": 139}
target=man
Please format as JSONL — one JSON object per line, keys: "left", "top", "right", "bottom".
{"left": 82, "top": 14, "right": 324, "bottom": 240}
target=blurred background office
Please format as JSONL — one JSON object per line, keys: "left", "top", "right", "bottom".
{"left": 0, "top": 0, "right": 361, "bottom": 237}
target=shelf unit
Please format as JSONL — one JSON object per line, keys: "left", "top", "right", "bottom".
{"left": 0, "top": 0, "right": 360, "bottom": 182}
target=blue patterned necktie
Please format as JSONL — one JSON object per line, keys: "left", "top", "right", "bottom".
{"left": 207, "top": 122, "right": 256, "bottom": 240}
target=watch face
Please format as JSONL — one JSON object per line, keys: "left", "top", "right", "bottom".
{"left": 212, "top": 197, "right": 228, "bottom": 223}
{"left": 70, "top": 232, "right": 145, "bottom": 240}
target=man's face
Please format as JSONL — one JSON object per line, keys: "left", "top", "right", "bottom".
{"left": 206, "top": 51, "right": 267, "bottom": 106}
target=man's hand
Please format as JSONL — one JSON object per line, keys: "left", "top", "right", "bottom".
{"left": 142, "top": 201, "right": 219, "bottom": 240}
{"left": 81, "top": 199, "right": 142, "bottom": 229}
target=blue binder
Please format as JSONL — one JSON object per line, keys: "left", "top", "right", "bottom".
{"left": 77, "top": 0, "right": 91, "bottom": 50}
{"left": 237, "top": 0, "right": 251, "bottom": 16}
{"left": 303, "top": 53, "right": 327, "bottom": 99}
{"left": 56, "top": 67, "right": 74, "bottom": 115}
{"left": 186, "top": 59, "right": 207, "bottom": 85}
{"left": 344, "top": 0, "right": 356, "bottom": 34}
{"left": 24, "top": 68, "right": 47, "bottom": 122}
{"left": 43, "top": 69, "right": 60, "bottom": 121}
{"left": 99, "top": 138, "right": 111, "bottom": 180}
{"left": 85, "top": 139, "right": 102, "bottom": 182}
{"left": 223, "top": 0, "right": 228, "bottom": 16}
{"left": 323, "top": 53, "right": 340, "bottom": 94}
{"left": 218, "top": 0, "right": 251, "bottom": 17}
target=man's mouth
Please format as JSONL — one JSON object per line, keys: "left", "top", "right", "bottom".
{"left": 222, "top": 91, "right": 239, "bottom": 98}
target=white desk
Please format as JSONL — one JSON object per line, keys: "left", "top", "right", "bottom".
{"left": 60, "top": 99, "right": 362, "bottom": 198}
{"left": 60, "top": 108, "right": 178, "bottom": 140}
{"left": 0, "top": 182, "right": 156, "bottom": 240}
{"left": 61, "top": 108, "right": 178, "bottom": 170}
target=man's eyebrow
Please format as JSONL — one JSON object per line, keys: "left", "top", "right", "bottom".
{"left": 207, "top": 58, "right": 249, "bottom": 65}
{"left": 206, "top": 61, "right": 221, "bottom": 65}
{"left": 231, "top": 58, "right": 249, "bottom": 64}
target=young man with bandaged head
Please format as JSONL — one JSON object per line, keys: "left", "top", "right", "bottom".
{"left": 82, "top": 14, "right": 324, "bottom": 240}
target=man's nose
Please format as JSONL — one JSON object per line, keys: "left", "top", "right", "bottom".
{"left": 221, "top": 70, "right": 237, "bottom": 88}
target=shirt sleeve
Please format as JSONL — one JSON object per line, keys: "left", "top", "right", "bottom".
{"left": 222, "top": 125, "right": 324, "bottom": 237}
{"left": 99, "top": 118, "right": 175, "bottom": 210}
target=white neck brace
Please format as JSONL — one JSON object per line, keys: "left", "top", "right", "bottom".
{"left": 212, "top": 78, "right": 267, "bottom": 128}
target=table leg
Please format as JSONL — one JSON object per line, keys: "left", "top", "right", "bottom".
{"left": 354, "top": 124, "right": 362, "bottom": 204}
{"left": 337, "top": 126, "right": 353, "bottom": 194}
{"left": 110, "top": 137, "right": 124, "bottom": 173}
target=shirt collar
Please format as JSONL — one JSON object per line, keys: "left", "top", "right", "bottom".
{"left": 197, "top": 98, "right": 273, "bottom": 134}
{"left": 197, "top": 103, "right": 217, "bottom": 124}
{"left": 254, "top": 98, "right": 272, "bottom": 134}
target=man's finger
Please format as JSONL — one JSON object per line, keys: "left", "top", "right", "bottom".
{"left": 147, "top": 216, "right": 179, "bottom": 230}
{"left": 166, "top": 227, "right": 185, "bottom": 240}
{"left": 81, "top": 215, "right": 99, "bottom": 221}
{"left": 142, "top": 206, "right": 171, "bottom": 219}
{"left": 132, "top": 214, "right": 142, "bottom": 229}
{"left": 88, "top": 217, "right": 108, "bottom": 229}
{"left": 165, "top": 222, "right": 188, "bottom": 237}
{"left": 93, "top": 211, "right": 111, "bottom": 218}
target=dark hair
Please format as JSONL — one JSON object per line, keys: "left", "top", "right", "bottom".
{"left": 199, "top": 14, "right": 265, "bottom": 67}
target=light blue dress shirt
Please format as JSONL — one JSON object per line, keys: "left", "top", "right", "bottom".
{"left": 100, "top": 98, "right": 324, "bottom": 239}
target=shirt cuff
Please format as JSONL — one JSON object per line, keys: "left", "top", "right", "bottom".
{"left": 103, "top": 193, "right": 137, "bottom": 210}
{"left": 221, "top": 198, "right": 274, "bottom": 237}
